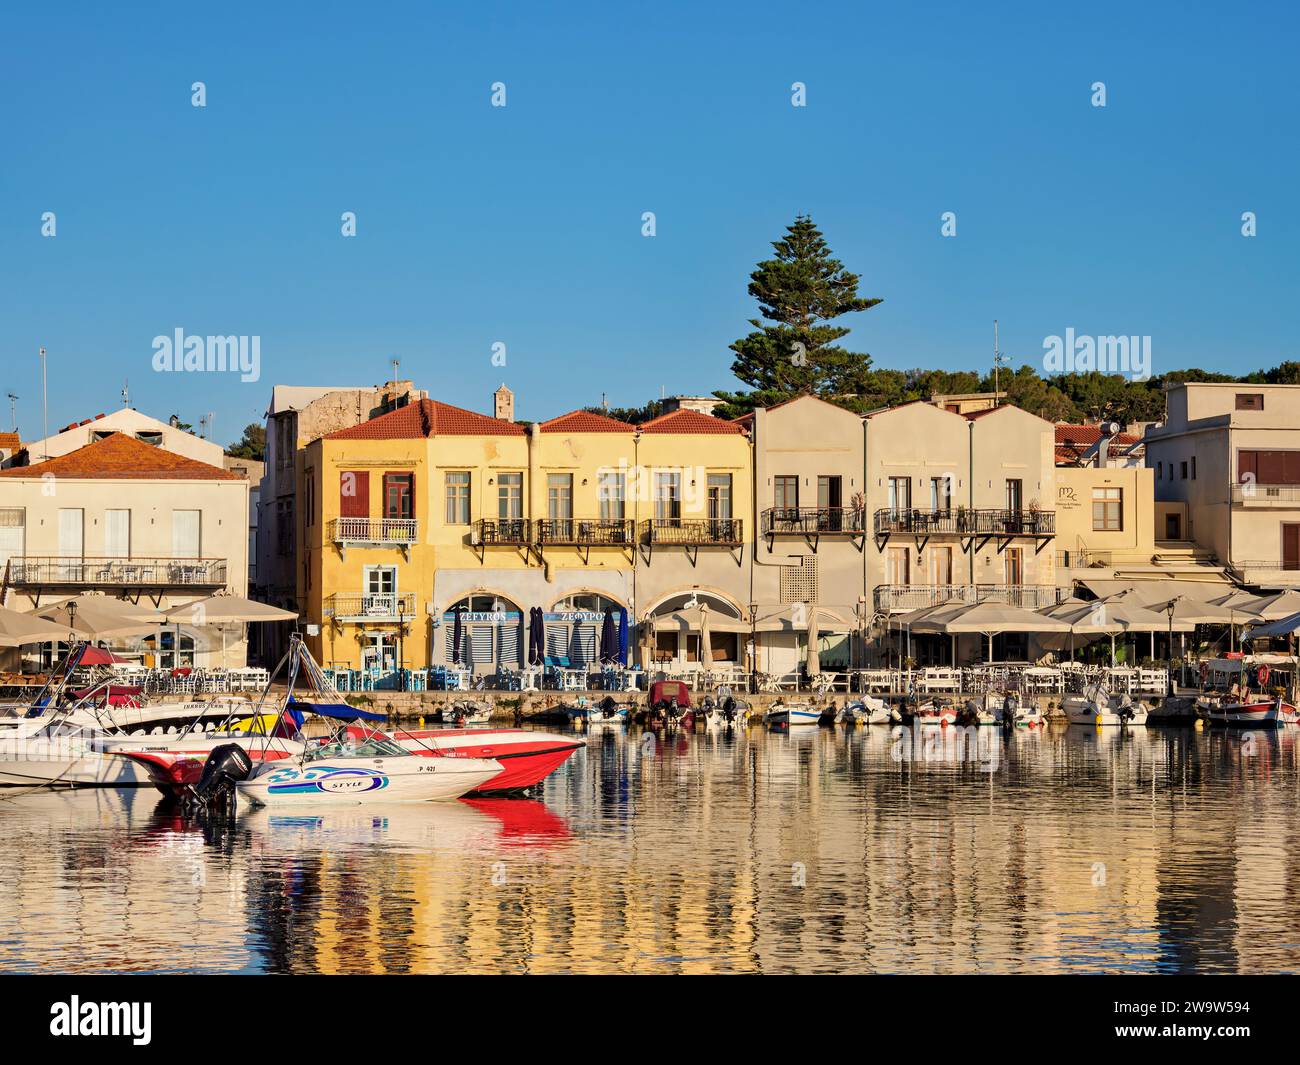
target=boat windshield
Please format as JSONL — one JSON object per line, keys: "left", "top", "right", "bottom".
{"left": 305, "top": 736, "right": 410, "bottom": 761}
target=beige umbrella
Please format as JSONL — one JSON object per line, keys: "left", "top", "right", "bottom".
{"left": 0, "top": 605, "right": 73, "bottom": 648}
{"left": 43, "top": 592, "right": 164, "bottom": 620}
{"left": 166, "top": 593, "right": 298, "bottom": 668}
{"left": 35, "top": 599, "right": 165, "bottom": 639}
{"left": 640, "top": 617, "right": 657, "bottom": 670}
{"left": 698, "top": 601, "right": 713, "bottom": 670}
{"left": 911, "top": 600, "right": 1070, "bottom": 662}
{"left": 805, "top": 605, "right": 820, "bottom": 678}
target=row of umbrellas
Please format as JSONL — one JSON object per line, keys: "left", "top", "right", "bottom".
{"left": 0, "top": 592, "right": 297, "bottom": 651}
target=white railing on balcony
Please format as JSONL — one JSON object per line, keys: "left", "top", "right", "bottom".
{"left": 329, "top": 517, "right": 419, "bottom": 544}
{"left": 874, "top": 584, "right": 1065, "bottom": 613}
{"left": 1231, "top": 482, "right": 1300, "bottom": 504}
{"left": 326, "top": 593, "right": 416, "bottom": 620}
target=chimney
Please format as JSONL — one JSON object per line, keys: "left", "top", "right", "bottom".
{"left": 494, "top": 384, "right": 515, "bottom": 422}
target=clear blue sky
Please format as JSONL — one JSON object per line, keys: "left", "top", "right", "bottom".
{"left": 1, "top": 1, "right": 1295, "bottom": 444}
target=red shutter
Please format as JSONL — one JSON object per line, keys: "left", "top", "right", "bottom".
{"left": 340, "top": 471, "right": 369, "bottom": 518}
{"left": 1238, "top": 451, "right": 1257, "bottom": 482}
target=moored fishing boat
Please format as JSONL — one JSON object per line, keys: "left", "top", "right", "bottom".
{"left": 1206, "top": 696, "right": 1300, "bottom": 728}
{"left": 765, "top": 701, "right": 821, "bottom": 728}
{"left": 837, "top": 695, "right": 890, "bottom": 725}
{"left": 1063, "top": 684, "right": 1149, "bottom": 726}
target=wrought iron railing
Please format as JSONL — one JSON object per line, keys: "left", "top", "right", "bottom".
{"left": 329, "top": 517, "right": 419, "bottom": 543}
{"left": 7, "top": 556, "right": 228, "bottom": 586}
{"left": 873, "top": 508, "right": 1054, "bottom": 536}
{"left": 474, "top": 518, "right": 532, "bottom": 545}
{"left": 762, "top": 507, "right": 865, "bottom": 535}
{"left": 536, "top": 518, "right": 634, "bottom": 545}
{"left": 874, "top": 584, "right": 1065, "bottom": 612}
{"left": 326, "top": 592, "right": 416, "bottom": 619}
{"left": 643, "top": 518, "right": 743, "bottom": 545}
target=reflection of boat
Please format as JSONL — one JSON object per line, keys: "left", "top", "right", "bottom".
{"left": 1063, "top": 685, "right": 1149, "bottom": 726}
{"left": 386, "top": 725, "right": 582, "bottom": 795}
{"left": 1207, "top": 697, "right": 1300, "bottom": 728}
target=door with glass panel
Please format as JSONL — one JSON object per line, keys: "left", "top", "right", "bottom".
{"left": 547, "top": 473, "right": 573, "bottom": 540}
{"left": 363, "top": 566, "right": 398, "bottom": 617}
{"left": 654, "top": 471, "right": 682, "bottom": 538}
{"left": 58, "top": 508, "right": 84, "bottom": 582}
{"left": 707, "top": 473, "right": 732, "bottom": 541}
{"left": 498, "top": 472, "right": 523, "bottom": 540}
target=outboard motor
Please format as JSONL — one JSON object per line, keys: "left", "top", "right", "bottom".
{"left": 1002, "top": 692, "right": 1019, "bottom": 729}
{"left": 184, "top": 743, "right": 253, "bottom": 816}
{"left": 721, "top": 695, "right": 737, "bottom": 724}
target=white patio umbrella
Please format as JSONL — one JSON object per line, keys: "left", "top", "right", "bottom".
{"left": 0, "top": 605, "right": 73, "bottom": 649}
{"left": 698, "top": 601, "right": 714, "bottom": 670}
{"left": 166, "top": 593, "right": 298, "bottom": 668}
{"left": 805, "top": 606, "right": 820, "bottom": 679}
{"left": 910, "top": 601, "right": 1070, "bottom": 663}
{"left": 35, "top": 598, "right": 165, "bottom": 640}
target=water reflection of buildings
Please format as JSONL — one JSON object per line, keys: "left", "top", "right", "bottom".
{"left": 1, "top": 728, "right": 1298, "bottom": 973}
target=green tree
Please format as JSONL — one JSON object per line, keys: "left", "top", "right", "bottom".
{"left": 226, "top": 422, "right": 266, "bottom": 461}
{"left": 712, "top": 216, "right": 882, "bottom": 418}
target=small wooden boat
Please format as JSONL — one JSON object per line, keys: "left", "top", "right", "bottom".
{"left": 1206, "top": 696, "right": 1300, "bottom": 728}
{"left": 765, "top": 702, "right": 821, "bottom": 728}
{"left": 837, "top": 696, "right": 890, "bottom": 725}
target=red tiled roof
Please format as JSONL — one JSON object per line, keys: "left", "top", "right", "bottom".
{"left": 538, "top": 410, "right": 635, "bottom": 433}
{"left": 0, "top": 433, "right": 240, "bottom": 480}
{"left": 0, "top": 433, "right": 20, "bottom": 451}
{"left": 732, "top": 412, "right": 755, "bottom": 428}
{"left": 639, "top": 409, "right": 747, "bottom": 435}
{"left": 1054, "top": 423, "right": 1143, "bottom": 465}
{"left": 327, "top": 399, "right": 525, "bottom": 440}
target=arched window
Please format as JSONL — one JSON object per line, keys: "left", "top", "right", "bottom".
{"left": 648, "top": 592, "right": 744, "bottom": 664}
{"left": 546, "top": 594, "right": 628, "bottom": 666}
{"left": 443, "top": 594, "right": 524, "bottom": 672}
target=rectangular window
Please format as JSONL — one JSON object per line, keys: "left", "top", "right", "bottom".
{"left": 928, "top": 546, "right": 952, "bottom": 585}
{"left": 0, "top": 508, "right": 24, "bottom": 576}
{"left": 445, "top": 472, "right": 470, "bottom": 524}
{"left": 547, "top": 473, "right": 573, "bottom": 520}
{"left": 304, "top": 472, "right": 315, "bottom": 528}
{"left": 654, "top": 471, "right": 681, "bottom": 521}
{"left": 498, "top": 473, "right": 522, "bottom": 519}
{"left": 1092, "top": 487, "right": 1123, "bottom": 531}
{"left": 887, "top": 548, "right": 909, "bottom": 585}
{"left": 1005, "top": 478, "right": 1024, "bottom": 512}
{"left": 339, "top": 471, "right": 369, "bottom": 518}
{"left": 172, "top": 510, "right": 201, "bottom": 558}
{"left": 1237, "top": 450, "right": 1300, "bottom": 485}
{"left": 1236, "top": 393, "right": 1265, "bottom": 411}
{"left": 383, "top": 472, "right": 414, "bottom": 520}
{"left": 1004, "top": 547, "right": 1023, "bottom": 586}
{"left": 774, "top": 475, "right": 798, "bottom": 511}
{"left": 888, "top": 476, "right": 911, "bottom": 515}
{"left": 104, "top": 510, "right": 130, "bottom": 558}
{"left": 930, "top": 476, "right": 951, "bottom": 513}
{"left": 598, "top": 471, "right": 625, "bottom": 520}
{"left": 1181, "top": 461, "right": 1189, "bottom": 479}
{"left": 817, "top": 475, "right": 842, "bottom": 510}
{"left": 707, "top": 473, "right": 732, "bottom": 520}
{"left": 1157, "top": 461, "right": 1163, "bottom": 481}
{"left": 1191, "top": 456, "right": 1196, "bottom": 480}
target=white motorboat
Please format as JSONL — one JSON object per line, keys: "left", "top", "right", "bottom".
{"left": 440, "top": 700, "right": 493, "bottom": 726}
{"left": 1063, "top": 685, "right": 1149, "bottom": 726}
{"left": 765, "top": 702, "right": 822, "bottom": 728}
{"left": 238, "top": 733, "right": 502, "bottom": 806}
{"left": 837, "top": 695, "right": 890, "bottom": 725}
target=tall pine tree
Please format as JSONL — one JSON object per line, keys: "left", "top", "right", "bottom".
{"left": 712, "top": 216, "right": 881, "bottom": 417}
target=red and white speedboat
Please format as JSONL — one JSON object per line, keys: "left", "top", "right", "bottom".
{"left": 379, "top": 725, "right": 582, "bottom": 795}
{"left": 1207, "top": 697, "right": 1300, "bottom": 728}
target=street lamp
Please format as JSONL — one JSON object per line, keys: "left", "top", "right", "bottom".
{"left": 1165, "top": 597, "right": 1178, "bottom": 695}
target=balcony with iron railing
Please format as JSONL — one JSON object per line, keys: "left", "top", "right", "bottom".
{"left": 328, "top": 517, "right": 419, "bottom": 560}
{"left": 874, "top": 584, "right": 1065, "bottom": 613}
{"left": 473, "top": 518, "right": 532, "bottom": 546}
{"left": 643, "top": 517, "right": 743, "bottom": 546}
{"left": 5, "top": 556, "right": 229, "bottom": 588}
{"left": 536, "top": 518, "right": 635, "bottom": 546}
{"left": 762, "top": 507, "right": 866, "bottom": 536}
{"left": 1231, "top": 482, "right": 1300, "bottom": 506}
{"left": 873, "top": 507, "right": 1055, "bottom": 537}
{"left": 325, "top": 592, "right": 417, "bottom": 621}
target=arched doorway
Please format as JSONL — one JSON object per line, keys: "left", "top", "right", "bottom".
{"left": 442, "top": 593, "right": 524, "bottom": 674}
{"left": 546, "top": 592, "right": 628, "bottom": 667}
{"left": 646, "top": 591, "right": 745, "bottom": 669}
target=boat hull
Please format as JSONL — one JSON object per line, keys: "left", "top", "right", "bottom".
{"left": 385, "top": 727, "right": 582, "bottom": 794}
{"left": 766, "top": 708, "right": 821, "bottom": 727}
{"left": 1207, "top": 701, "right": 1300, "bottom": 728}
{"left": 238, "top": 754, "right": 502, "bottom": 806}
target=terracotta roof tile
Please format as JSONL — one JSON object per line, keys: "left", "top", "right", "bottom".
{"left": 1054, "top": 423, "right": 1143, "bottom": 465}
{"left": 0, "top": 433, "right": 20, "bottom": 451}
{"left": 327, "top": 399, "right": 525, "bottom": 440}
{"left": 639, "top": 409, "right": 747, "bottom": 435}
{"left": 0, "top": 433, "right": 240, "bottom": 480}
{"left": 538, "top": 410, "right": 635, "bottom": 433}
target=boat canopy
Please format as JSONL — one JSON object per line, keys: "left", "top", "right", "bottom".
{"left": 286, "top": 697, "right": 386, "bottom": 723}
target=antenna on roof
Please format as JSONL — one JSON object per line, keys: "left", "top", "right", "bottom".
{"left": 992, "top": 320, "right": 1012, "bottom": 407}
{"left": 121, "top": 380, "right": 130, "bottom": 409}
{"left": 601, "top": 392, "right": 608, "bottom": 412}
{"left": 39, "top": 347, "right": 48, "bottom": 460}
{"left": 391, "top": 356, "right": 400, "bottom": 382}
{"left": 6, "top": 393, "right": 18, "bottom": 434}
{"left": 199, "top": 411, "right": 215, "bottom": 439}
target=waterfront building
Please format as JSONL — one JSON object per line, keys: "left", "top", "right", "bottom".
{"left": 301, "top": 393, "right": 752, "bottom": 675}
{"left": 1145, "top": 382, "right": 1300, "bottom": 590}
{"left": 0, "top": 433, "right": 250, "bottom": 669}
{"left": 865, "top": 401, "right": 1060, "bottom": 663}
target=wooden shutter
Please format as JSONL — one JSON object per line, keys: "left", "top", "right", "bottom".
{"left": 340, "top": 471, "right": 369, "bottom": 518}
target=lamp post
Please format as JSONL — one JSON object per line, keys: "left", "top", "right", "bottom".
{"left": 1166, "top": 597, "right": 1178, "bottom": 695}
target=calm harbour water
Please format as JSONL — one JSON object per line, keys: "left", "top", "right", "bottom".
{"left": 1, "top": 723, "right": 1298, "bottom": 975}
